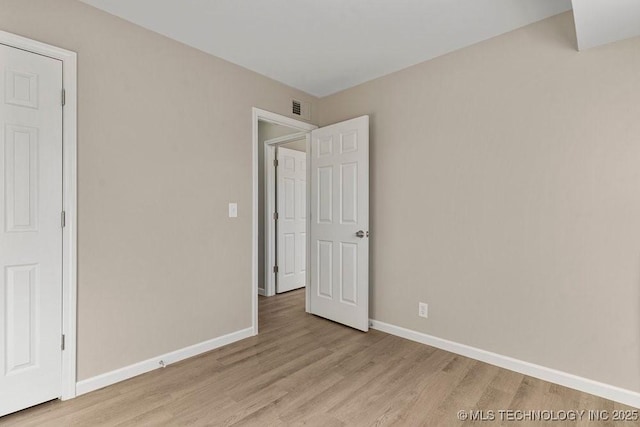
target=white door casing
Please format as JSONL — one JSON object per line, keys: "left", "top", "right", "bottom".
{"left": 0, "top": 44, "right": 63, "bottom": 416}
{"left": 276, "top": 147, "right": 307, "bottom": 293}
{"left": 310, "top": 116, "right": 369, "bottom": 331}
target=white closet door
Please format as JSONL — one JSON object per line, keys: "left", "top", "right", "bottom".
{"left": 0, "top": 43, "right": 63, "bottom": 416}
{"left": 277, "top": 147, "right": 307, "bottom": 293}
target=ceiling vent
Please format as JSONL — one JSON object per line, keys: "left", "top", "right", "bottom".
{"left": 291, "top": 98, "right": 311, "bottom": 120}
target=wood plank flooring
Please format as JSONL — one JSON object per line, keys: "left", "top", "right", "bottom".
{"left": 2, "top": 289, "right": 637, "bottom": 426}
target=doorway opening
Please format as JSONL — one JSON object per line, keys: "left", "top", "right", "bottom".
{"left": 252, "top": 109, "right": 370, "bottom": 335}
{"left": 263, "top": 129, "right": 309, "bottom": 296}
{"left": 252, "top": 109, "right": 316, "bottom": 334}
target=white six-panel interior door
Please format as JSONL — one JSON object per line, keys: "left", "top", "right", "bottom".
{"left": 276, "top": 147, "right": 307, "bottom": 293}
{"left": 0, "top": 43, "right": 64, "bottom": 416}
{"left": 310, "top": 116, "right": 369, "bottom": 331}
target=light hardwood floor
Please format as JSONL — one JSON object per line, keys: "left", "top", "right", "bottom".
{"left": 2, "top": 289, "right": 637, "bottom": 426}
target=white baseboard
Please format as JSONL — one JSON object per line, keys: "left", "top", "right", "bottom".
{"left": 76, "top": 327, "right": 254, "bottom": 396}
{"left": 369, "top": 319, "right": 640, "bottom": 409}
{"left": 258, "top": 288, "right": 266, "bottom": 296}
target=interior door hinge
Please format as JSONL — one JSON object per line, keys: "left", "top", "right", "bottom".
{"left": 61, "top": 211, "right": 66, "bottom": 228}
{"left": 273, "top": 265, "right": 279, "bottom": 274}
{"left": 273, "top": 212, "right": 279, "bottom": 220}
{"left": 273, "top": 159, "right": 278, "bottom": 167}
{"left": 61, "top": 89, "right": 66, "bottom": 107}
{"left": 61, "top": 334, "right": 66, "bottom": 351}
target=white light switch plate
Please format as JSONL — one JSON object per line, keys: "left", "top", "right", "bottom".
{"left": 228, "top": 203, "right": 238, "bottom": 218}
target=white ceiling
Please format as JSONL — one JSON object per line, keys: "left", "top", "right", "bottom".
{"left": 572, "top": 0, "right": 640, "bottom": 50}
{"left": 81, "top": 0, "right": 573, "bottom": 97}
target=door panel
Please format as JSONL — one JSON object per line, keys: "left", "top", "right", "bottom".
{"left": 276, "top": 147, "right": 307, "bottom": 293}
{"left": 317, "top": 167, "right": 332, "bottom": 222}
{"left": 0, "top": 44, "right": 63, "bottom": 416}
{"left": 310, "top": 116, "right": 369, "bottom": 331}
{"left": 340, "top": 242, "right": 357, "bottom": 304}
{"left": 340, "top": 163, "right": 358, "bottom": 224}
{"left": 317, "top": 240, "right": 333, "bottom": 298}
{"left": 5, "top": 125, "right": 38, "bottom": 232}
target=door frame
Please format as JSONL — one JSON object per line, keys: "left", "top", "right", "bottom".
{"left": 264, "top": 132, "right": 309, "bottom": 297}
{"left": 252, "top": 108, "right": 316, "bottom": 334}
{"left": 0, "top": 31, "right": 78, "bottom": 400}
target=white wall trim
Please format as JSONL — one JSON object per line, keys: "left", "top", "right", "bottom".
{"left": 304, "top": 133, "right": 311, "bottom": 315}
{"left": 0, "top": 30, "right": 78, "bottom": 401}
{"left": 76, "top": 327, "right": 253, "bottom": 396}
{"left": 265, "top": 132, "right": 309, "bottom": 146}
{"left": 264, "top": 143, "right": 277, "bottom": 297}
{"left": 370, "top": 319, "right": 640, "bottom": 409}
{"left": 252, "top": 108, "right": 316, "bottom": 335}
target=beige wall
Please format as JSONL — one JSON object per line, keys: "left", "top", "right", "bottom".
{"left": 0, "top": 0, "right": 316, "bottom": 380}
{"left": 319, "top": 12, "right": 640, "bottom": 392}
{"left": 257, "top": 122, "right": 301, "bottom": 292}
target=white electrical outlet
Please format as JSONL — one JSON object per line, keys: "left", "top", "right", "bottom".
{"left": 418, "top": 302, "right": 428, "bottom": 318}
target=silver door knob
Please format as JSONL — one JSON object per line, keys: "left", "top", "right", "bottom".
{"left": 355, "top": 230, "right": 366, "bottom": 238}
